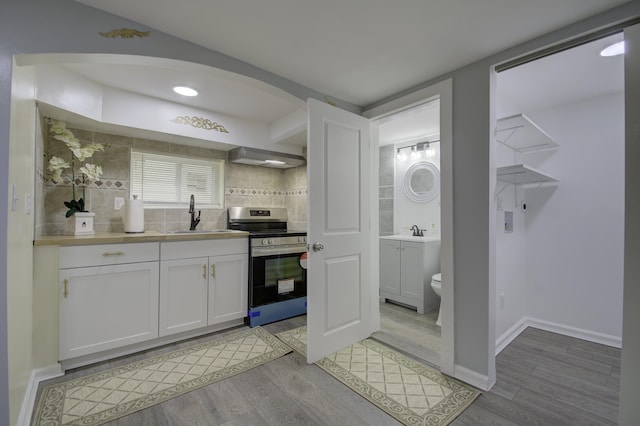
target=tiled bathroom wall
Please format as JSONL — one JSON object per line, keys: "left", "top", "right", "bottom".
{"left": 379, "top": 145, "right": 394, "bottom": 236}
{"left": 38, "top": 124, "right": 307, "bottom": 235}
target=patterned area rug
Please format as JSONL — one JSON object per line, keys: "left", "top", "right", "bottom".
{"left": 276, "top": 326, "right": 480, "bottom": 426}
{"left": 33, "top": 327, "right": 291, "bottom": 425}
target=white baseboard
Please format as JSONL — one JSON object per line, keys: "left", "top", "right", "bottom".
{"left": 496, "top": 317, "right": 529, "bottom": 355}
{"left": 495, "top": 316, "right": 623, "bottom": 355}
{"left": 526, "top": 317, "right": 622, "bottom": 348}
{"left": 454, "top": 365, "right": 495, "bottom": 391}
{"left": 17, "top": 364, "right": 63, "bottom": 426}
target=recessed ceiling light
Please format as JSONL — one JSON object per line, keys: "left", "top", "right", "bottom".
{"left": 173, "top": 86, "right": 198, "bottom": 96}
{"left": 600, "top": 41, "right": 625, "bottom": 57}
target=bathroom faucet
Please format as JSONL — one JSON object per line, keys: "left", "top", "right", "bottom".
{"left": 189, "top": 194, "right": 201, "bottom": 230}
{"left": 410, "top": 225, "right": 424, "bottom": 237}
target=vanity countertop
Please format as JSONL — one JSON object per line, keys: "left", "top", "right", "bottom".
{"left": 34, "top": 230, "right": 249, "bottom": 246}
{"left": 380, "top": 234, "right": 441, "bottom": 243}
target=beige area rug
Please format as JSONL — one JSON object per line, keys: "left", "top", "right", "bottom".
{"left": 276, "top": 326, "right": 480, "bottom": 426}
{"left": 33, "top": 327, "right": 291, "bottom": 425}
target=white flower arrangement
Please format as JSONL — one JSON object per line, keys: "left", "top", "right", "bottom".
{"left": 47, "top": 120, "right": 107, "bottom": 217}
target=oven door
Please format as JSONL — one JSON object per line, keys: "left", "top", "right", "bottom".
{"left": 249, "top": 246, "right": 307, "bottom": 308}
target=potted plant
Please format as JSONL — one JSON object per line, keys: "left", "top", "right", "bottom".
{"left": 47, "top": 120, "right": 107, "bottom": 234}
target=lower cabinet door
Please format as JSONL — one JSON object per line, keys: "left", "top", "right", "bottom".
{"left": 59, "top": 262, "right": 159, "bottom": 360}
{"left": 159, "top": 257, "right": 209, "bottom": 337}
{"left": 208, "top": 254, "right": 248, "bottom": 325}
{"left": 379, "top": 239, "right": 401, "bottom": 295}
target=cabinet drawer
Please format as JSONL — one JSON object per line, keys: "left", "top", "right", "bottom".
{"left": 161, "top": 238, "right": 247, "bottom": 260}
{"left": 60, "top": 242, "right": 160, "bottom": 268}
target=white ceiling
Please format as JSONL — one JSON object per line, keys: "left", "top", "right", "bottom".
{"left": 36, "top": 2, "right": 627, "bottom": 149}
{"left": 74, "top": 0, "right": 627, "bottom": 107}
{"left": 497, "top": 32, "right": 625, "bottom": 116}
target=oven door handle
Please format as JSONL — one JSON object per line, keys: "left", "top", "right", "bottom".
{"left": 252, "top": 245, "right": 307, "bottom": 257}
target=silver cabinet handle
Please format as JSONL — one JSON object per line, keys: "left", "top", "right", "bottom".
{"left": 312, "top": 242, "right": 324, "bottom": 252}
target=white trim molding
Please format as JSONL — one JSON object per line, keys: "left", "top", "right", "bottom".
{"left": 495, "top": 317, "right": 529, "bottom": 355}
{"left": 18, "top": 364, "right": 63, "bottom": 426}
{"left": 454, "top": 364, "right": 495, "bottom": 391}
{"left": 526, "top": 317, "right": 622, "bottom": 348}
{"left": 495, "top": 316, "right": 623, "bottom": 357}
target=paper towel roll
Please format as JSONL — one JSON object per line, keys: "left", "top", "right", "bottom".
{"left": 122, "top": 199, "right": 145, "bottom": 233}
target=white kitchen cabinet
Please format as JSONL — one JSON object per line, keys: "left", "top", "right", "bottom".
{"left": 159, "top": 257, "right": 209, "bottom": 336}
{"left": 208, "top": 253, "right": 247, "bottom": 325}
{"left": 379, "top": 237, "right": 440, "bottom": 314}
{"left": 58, "top": 243, "right": 160, "bottom": 360}
{"left": 159, "top": 239, "right": 248, "bottom": 337}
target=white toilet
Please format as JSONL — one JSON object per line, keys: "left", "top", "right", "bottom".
{"left": 430, "top": 273, "right": 442, "bottom": 327}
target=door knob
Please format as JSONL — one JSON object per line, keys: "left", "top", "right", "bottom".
{"left": 312, "top": 242, "right": 324, "bottom": 252}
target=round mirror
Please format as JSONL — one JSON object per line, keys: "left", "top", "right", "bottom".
{"left": 403, "top": 161, "right": 440, "bottom": 203}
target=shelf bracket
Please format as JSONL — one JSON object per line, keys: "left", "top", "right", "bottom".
{"left": 496, "top": 181, "right": 510, "bottom": 197}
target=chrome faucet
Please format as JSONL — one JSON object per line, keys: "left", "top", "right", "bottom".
{"left": 410, "top": 224, "right": 424, "bottom": 237}
{"left": 189, "top": 194, "right": 201, "bottom": 230}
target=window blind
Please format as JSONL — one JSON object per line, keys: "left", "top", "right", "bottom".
{"left": 131, "top": 151, "right": 224, "bottom": 208}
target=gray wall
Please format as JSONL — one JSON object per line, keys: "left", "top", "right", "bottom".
{"left": 620, "top": 22, "right": 640, "bottom": 426}
{"left": 378, "top": 145, "right": 394, "bottom": 236}
{"left": 366, "top": 0, "right": 640, "bottom": 386}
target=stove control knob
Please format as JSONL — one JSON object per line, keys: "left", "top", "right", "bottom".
{"left": 298, "top": 237, "right": 305, "bottom": 243}
{"left": 269, "top": 239, "right": 275, "bottom": 245}
{"left": 262, "top": 239, "right": 269, "bottom": 246}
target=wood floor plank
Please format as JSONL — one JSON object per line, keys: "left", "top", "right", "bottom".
{"left": 567, "top": 345, "right": 621, "bottom": 368}
{"left": 513, "top": 389, "right": 617, "bottom": 426}
{"left": 34, "top": 316, "right": 622, "bottom": 426}
{"left": 496, "top": 363, "right": 619, "bottom": 422}
{"left": 260, "top": 350, "right": 400, "bottom": 425}
{"left": 523, "top": 327, "right": 614, "bottom": 356}
{"left": 531, "top": 364, "right": 620, "bottom": 401}
{"left": 451, "top": 403, "right": 520, "bottom": 426}
{"left": 503, "top": 342, "right": 613, "bottom": 375}
{"left": 373, "top": 300, "right": 441, "bottom": 367}
{"left": 473, "top": 392, "right": 574, "bottom": 426}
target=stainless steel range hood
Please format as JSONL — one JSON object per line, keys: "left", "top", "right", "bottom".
{"left": 228, "top": 147, "right": 306, "bottom": 169}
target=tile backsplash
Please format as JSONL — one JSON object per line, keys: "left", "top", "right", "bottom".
{"left": 37, "top": 125, "right": 307, "bottom": 236}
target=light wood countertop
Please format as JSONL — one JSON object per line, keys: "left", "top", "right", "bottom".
{"left": 34, "top": 230, "right": 249, "bottom": 246}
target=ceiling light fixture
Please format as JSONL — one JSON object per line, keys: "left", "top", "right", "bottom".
{"left": 600, "top": 41, "right": 625, "bottom": 57}
{"left": 264, "top": 159, "right": 286, "bottom": 165}
{"left": 410, "top": 146, "right": 419, "bottom": 159}
{"left": 424, "top": 142, "right": 436, "bottom": 157}
{"left": 173, "top": 86, "right": 198, "bottom": 96}
{"left": 396, "top": 148, "right": 407, "bottom": 161}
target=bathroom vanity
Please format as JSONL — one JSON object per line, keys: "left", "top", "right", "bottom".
{"left": 379, "top": 235, "right": 440, "bottom": 314}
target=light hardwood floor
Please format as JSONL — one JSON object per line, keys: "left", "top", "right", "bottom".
{"left": 33, "top": 316, "right": 621, "bottom": 425}
{"left": 372, "top": 300, "right": 441, "bottom": 367}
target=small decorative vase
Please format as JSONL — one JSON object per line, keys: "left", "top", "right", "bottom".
{"left": 64, "top": 212, "right": 96, "bottom": 235}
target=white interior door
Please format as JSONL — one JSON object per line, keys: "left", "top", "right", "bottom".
{"left": 307, "top": 98, "right": 372, "bottom": 363}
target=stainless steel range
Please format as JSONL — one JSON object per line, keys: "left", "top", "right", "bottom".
{"left": 228, "top": 207, "right": 307, "bottom": 327}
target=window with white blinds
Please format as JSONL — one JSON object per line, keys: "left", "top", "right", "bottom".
{"left": 130, "top": 150, "right": 224, "bottom": 208}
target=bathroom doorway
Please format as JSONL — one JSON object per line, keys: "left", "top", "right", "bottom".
{"left": 371, "top": 98, "right": 443, "bottom": 368}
